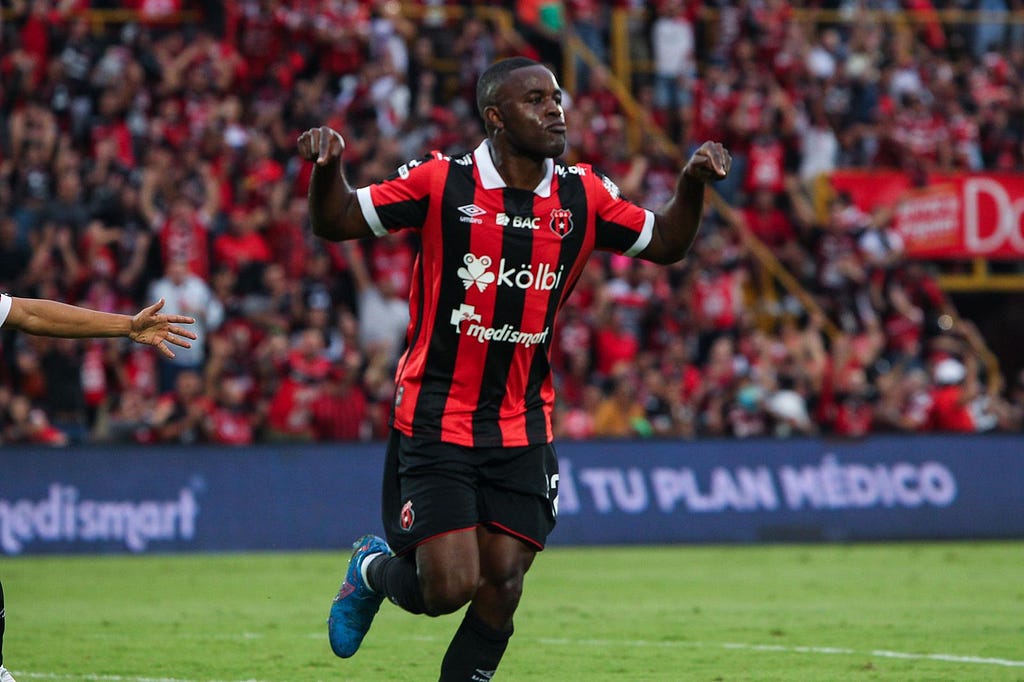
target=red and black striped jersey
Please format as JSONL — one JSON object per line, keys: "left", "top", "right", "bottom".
{"left": 356, "top": 139, "right": 654, "bottom": 447}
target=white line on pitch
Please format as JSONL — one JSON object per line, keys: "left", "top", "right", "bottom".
{"left": 370, "top": 632, "right": 1024, "bottom": 667}
{"left": 3, "top": 671, "right": 264, "bottom": 675}
{"left": 14, "top": 634, "right": 1023, "bottom": 681}
{"left": 531, "top": 636, "right": 1024, "bottom": 668}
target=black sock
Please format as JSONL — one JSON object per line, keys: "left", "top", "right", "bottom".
{"left": 365, "top": 554, "right": 427, "bottom": 615}
{"left": 439, "top": 607, "right": 513, "bottom": 682}
{"left": 1, "top": 579, "right": 6, "bottom": 667}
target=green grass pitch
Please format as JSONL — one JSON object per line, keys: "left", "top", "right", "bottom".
{"left": 3, "top": 542, "right": 1023, "bottom": 681}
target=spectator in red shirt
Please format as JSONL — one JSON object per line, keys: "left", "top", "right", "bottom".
{"left": 879, "top": 280, "right": 924, "bottom": 365}
{"left": 368, "top": 232, "right": 416, "bottom": 301}
{"left": 311, "top": 361, "right": 369, "bottom": 441}
{"left": 231, "top": 0, "right": 289, "bottom": 81}
{"left": 554, "top": 382, "right": 602, "bottom": 440}
{"left": 721, "top": 185, "right": 807, "bottom": 277}
{"left": 17, "top": 0, "right": 50, "bottom": 88}
{"left": 213, "top": 207, "right": 273, "bottom": 279}
{"left": 265, "top": 196, "right": 314, "bottom": 280}
{"left": 593, "top": 305, "right": 640, "bottom": 378}
{"left": 928, "top": 357, "right": 977, "bottom": 432}
{"left": 3, "top": 393, "right": 68, "bottom": 446}
{"left": 91, "top": 89, "right": 137, "bottom": 170}
{"left": 204, "top": 377, "right": 257, "bottom": 445}
{"left": 687, "top": 236, "right": 748, "bottom": 362}
{"left": 830, "top": 367, "right": 876, "bottom": 437}
{"left": 264, "top": 328, "right": 330, "bottom": 441}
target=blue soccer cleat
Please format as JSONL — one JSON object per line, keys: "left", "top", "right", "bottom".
{"left": 328, "top": 534, "right": 391, "bottom": 658}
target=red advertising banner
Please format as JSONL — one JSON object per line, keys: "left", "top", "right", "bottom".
{"left": 829, "top": 171, "right": 1024, "bottom": 260}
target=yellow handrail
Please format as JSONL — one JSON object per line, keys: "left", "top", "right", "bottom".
{"left": 0, "top": 7, "right": 199, "bottom": 24}
{"left": 567, "top": 28, "right": 841, "bottom": 339}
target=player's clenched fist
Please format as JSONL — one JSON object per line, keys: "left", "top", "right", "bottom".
{"left": 683, "top": 141, "right": 732, "bottom": 183}
{"left": 297, "top": 126, "right": 346, "bottom": 166}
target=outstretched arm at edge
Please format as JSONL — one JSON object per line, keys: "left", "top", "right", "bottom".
{"left": 3, "top": 297, "right": 196, "bottom": 359}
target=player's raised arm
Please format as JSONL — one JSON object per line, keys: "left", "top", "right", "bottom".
{"left": 639, "top": 140, "right": 732, "bottom": 265}
{"left": 297, "top": 126, "right": 374, "bottom": 242}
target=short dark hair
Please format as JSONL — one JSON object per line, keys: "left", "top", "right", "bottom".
{"left": 476, "top": 57, "right": 544, "bottom": 120}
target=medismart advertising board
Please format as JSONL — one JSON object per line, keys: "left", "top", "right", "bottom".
{"left": 1, "top": 435, "right": 1022, "bottom": 555}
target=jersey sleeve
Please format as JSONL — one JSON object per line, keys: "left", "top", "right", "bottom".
{"left": 590, "top": 171, "right": 655, "bottom": 257}
{"left": 0, "top": 293, "right": 11, "bottom": 328}
{"left": 355, "top": 154, "right": 441, "bottom": 237}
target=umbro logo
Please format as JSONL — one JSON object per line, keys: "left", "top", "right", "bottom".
{"left": 458, "top": 204, "right": 486, "bottom": 225}
{"left": 458, "top": 204, "right": 486, "bottom": 217}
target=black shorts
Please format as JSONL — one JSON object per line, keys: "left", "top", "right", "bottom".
{"left": 381, "top": 430, "right": 559, "bottom": 557}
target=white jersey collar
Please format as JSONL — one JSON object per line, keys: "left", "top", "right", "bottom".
{"left": 473, "top": 140, "right": 554, "bottom": 198}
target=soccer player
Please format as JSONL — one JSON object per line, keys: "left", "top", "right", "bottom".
{"left": 0, "top": 294, "right": 196, "bottom": 682}
{"left": 297, "top": 57, "right": 730, "bottom": 679}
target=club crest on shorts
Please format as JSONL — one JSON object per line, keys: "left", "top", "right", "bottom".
{"left": 549, "top": 208, "right": 574, "bottom": 239}
{"left": 400, "top": 500, "right": 415, "bottom": 531}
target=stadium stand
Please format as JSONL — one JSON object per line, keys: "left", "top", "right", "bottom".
{"left": 1, "top": 0, "right": 1023, "bottom": 445}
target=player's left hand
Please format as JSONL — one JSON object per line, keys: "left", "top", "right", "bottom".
{"left": 129, "top": 298, "right": 198, "bottom": 359}
{"left": 683, "top": 141, "right": 731, "bottom": 183}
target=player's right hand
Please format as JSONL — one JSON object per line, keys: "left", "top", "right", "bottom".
{"left": 297, "top": 126, "right": 346, "bottom": 166}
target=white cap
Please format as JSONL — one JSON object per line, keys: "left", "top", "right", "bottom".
{"left": 767, "top": 390, "right": 811, "bottom": 427}
{"left": 934, "top": 358, "right": 966, "bottom": 385}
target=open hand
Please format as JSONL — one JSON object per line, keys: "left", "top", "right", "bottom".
{"left": 129, "top": 298, "right": 198, "bottom": 359}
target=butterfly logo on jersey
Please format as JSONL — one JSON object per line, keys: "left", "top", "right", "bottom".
{"left": 549, "top": 208, "right": 574, "bottom": 238}
{"left": 457, "top": 254, "right": 496, "bottom": 292}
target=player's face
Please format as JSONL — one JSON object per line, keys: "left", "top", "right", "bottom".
{"left": 496, "top": 65, "right": 567, "bottom": 159}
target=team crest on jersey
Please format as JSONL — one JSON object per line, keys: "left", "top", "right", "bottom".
{"left": 549, "top": 208, "right": 574, "bottom": 238}
{"left": 400, "top": 500, "right": 415, "bottom": 531}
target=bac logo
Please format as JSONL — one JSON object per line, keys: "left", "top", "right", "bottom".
{"left": 549, "top": 208, "right": 574, "bottom": 238}
{"left": 497, "top": 212, "right": 541, "bottom": 229}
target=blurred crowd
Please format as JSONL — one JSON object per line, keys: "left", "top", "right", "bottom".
{"left": 1, "top": 0, "right": 1023, "bottom": 447}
